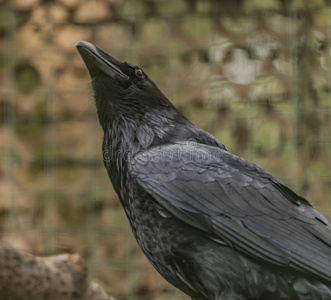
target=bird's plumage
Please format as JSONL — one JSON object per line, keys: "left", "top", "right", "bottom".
{"left": 129, "top": 143, "right": 331, "bottom": 280}
{"left": 76, "top": 41, "right": 331, "bottom": 299}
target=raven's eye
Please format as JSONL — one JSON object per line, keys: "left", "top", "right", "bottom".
{"left": 135, "top": 68, "right": 143, "bottom": 78}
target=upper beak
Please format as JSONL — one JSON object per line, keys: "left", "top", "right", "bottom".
{"left": 76, "top": 41, "right": 128, "bottom": 79}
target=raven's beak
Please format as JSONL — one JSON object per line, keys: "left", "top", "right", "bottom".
{"left": 76, "top": 41, "right": 128, "bottom": 79}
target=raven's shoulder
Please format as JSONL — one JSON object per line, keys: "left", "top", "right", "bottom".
{"left": 129, "top": 142, "right": 331, "bottom": 282}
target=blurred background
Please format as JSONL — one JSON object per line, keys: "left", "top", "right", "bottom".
{"left": 0, "top": 0, "right": 331, "bottom": 299}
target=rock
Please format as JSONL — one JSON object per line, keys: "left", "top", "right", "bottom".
{"left": 16, "top": 23, "right": 45, "bottom": 54}
{"left": 244, "top": 0, "right": 280, "bottom": 12}
{"left": 249, "top": 75, "right": 284, "bottom": 100}
{"left": 15, "top": 62, "right": 41, "bottom": 95}
{"left": 255, "top": 119, "right": 282, "bottom": 153}
{"left": 97, "top": 24, "right": 131, "bottom": 53}
{"left": 158, "top": 0, "right": 186, "bottom": 14}
{"left": 74, "top": 0, "right": 111, "bottom": 24}
{"left": 119, "top": 0, "right": 147, "bottom": 19}
{"left": 263, "top": 14, "right": 302, "bottom": 35}
{"left": 222, "top": 48, "right": 261, "bottom": 85}
{"left": 50, "top": 3, "right": 70, "bottom": 24}
{"left": 55, "top": 25, "right": 88, "bottom": 51}
{"left": 57, "top": 0, "right": 81, "bottom": 9}
{"left": 139, "top": 17, "right": 169, "bottom": 48}
{"left": 11, "top": 0, "right": 40, "bottom": 11}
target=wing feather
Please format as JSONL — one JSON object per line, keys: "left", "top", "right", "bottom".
{"left": 129, "top": 143, "right": 331, "bottom": 281}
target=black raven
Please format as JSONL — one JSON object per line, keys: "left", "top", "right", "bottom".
{"left": 76, "top": 41, "right": 331, "bottom": 300}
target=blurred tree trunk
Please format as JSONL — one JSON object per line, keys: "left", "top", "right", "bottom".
{"left": 0, "top": 242, "right": 117, "bottom": 300}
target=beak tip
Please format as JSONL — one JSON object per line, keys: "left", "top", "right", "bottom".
{"left": 76, "top": 41, "right": 95, "bottom": 50}
{"left": 76, "top": 41, "right": 86, "bottom": 48}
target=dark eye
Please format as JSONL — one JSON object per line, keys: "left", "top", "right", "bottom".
{"left": 135, "top": 68, "right": 143, "bottom": 78}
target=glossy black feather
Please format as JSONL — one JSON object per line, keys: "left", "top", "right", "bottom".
{"left": 129, "top": 143, "right": 331, "bottom": 279}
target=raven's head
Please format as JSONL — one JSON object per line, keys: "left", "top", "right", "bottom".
{"left": 76, "top": 41, "right": 181, "bottom": 130}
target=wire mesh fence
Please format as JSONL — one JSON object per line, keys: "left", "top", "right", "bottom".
{"left": 0, "top": 0, "right": 331, "bottom": 299}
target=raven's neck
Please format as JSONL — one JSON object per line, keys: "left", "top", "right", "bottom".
{"left": 102, "top": 111, "right": 227, "bottom": 194}
{"left": 102, "top": 112, "right": 178, "bottom": 191}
